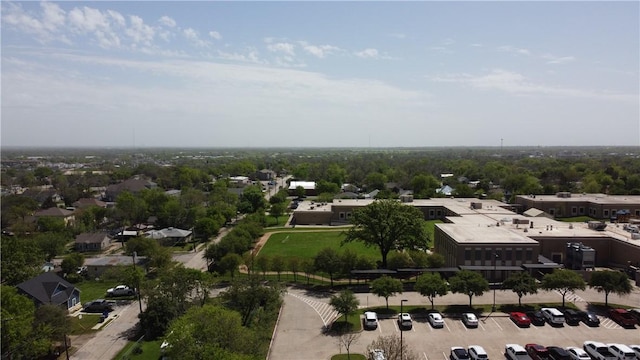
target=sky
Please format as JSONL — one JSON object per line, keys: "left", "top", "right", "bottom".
{"left": 1, "top": 1, "right": 639, "bottom": 148}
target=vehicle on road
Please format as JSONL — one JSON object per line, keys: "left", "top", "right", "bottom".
{"left": 83, "top": 299, "right": 114, "bottom": 313}
{"left": 547, "top": 346, "right": 571, "bottom": 360}
{"left": 106, "top": 285, "right": 135, "bottom": 297}
{"left": 541, "top": 307, "right": 565, "bottom": 326}
{"left": 428, "top": 312, "right": 445, "bottom": 328}
{"left": 510, "top": 312, "right": 531, "bottom": 327}
{"left": 451, "top": 347, "right": 470, "bottom": 360}
{"left": 462, "top": 313, "right": 479, "bottom": 328}
{"left": 561, "top": 309, "right": 582, "bottom": 326}
{"left": 526, "top": 310, "right": 546, "bottom": 326}
{"left": 608, "top": 309, "right": 637, "bottom": 328}
{"left": 506, "top": 344, "right": 533, "bottom": 360}
{"left": 468, "top": 346, "right": 488, "bottom": 360}
{"left": 398, "top": 313, "right": 412, "bottom": 330}
{"left": 583, "top": 341, "right": 617, "bottom": 360}
{"left": 566, "top": 347, "right": 590, "bottom": 360}
{"left": 607, "top": 344, "right": 637, "bottom": 360}
{"left": 526, "top": 344, "right": 550, "bottom": 360}
{"left": 363, "top": 311, "right": 378, "bottom": 330}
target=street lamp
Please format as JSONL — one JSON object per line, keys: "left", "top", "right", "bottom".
{"left": 492, "top": 252, "right": 500, "bottom": 312}
{"left": 400, "top": 299, "right": 408, "bottom": 360}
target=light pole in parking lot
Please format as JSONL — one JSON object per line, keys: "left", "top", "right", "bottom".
{"left": 400, "top": 299, "right": 408, "bottom": 360}
{"left": 492, "top": 252, "right": 500, "bottom": 312}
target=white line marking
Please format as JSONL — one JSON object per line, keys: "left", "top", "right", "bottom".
{"left": 492, "top": 318, "right": 503, "bottom": 331}
{"left": 423, "top": 352, "right": 429, "bottom": 360}
{"left": 478, "top": 321, "right": 486, "bottom": 331}
{"left": 444, "top": 321, "right": 451, "bottom": 332}
{"left": 443, "top": 352, "right": 449, "bottom": 360}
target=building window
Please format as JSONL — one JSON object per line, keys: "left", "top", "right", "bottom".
{"left": 346, "top": 212, "right": 352, "bottom": 219}
{"left": 475, "top": 248, "right": 482, "bottom": 261}
{"left": 515, "top": 249, "right": 522, "bottom": 261}
{"left": 429, "top": 210, "right": 435, "bottom": 217}
{"left": 579, "top": 207, "right": 585, "bottom": 215}
{"left": 549, "top": 208, "right": 555, "bottom": 216}
{"left": 485, "top": 249, "right": 492, "bottom": 261}
{"left": 604, "top": 210, "right": 609, "bottom": 217}
{"left": 465, "top": 249, "right": 471, "bottom": 261}
{"left": 339, "top": 212, "right": 345, "bottom": 219}
{"left": 525, "top": 249, "right": 533, "bottom": 261}
{"left": 571, "top": 207, "right": 577, "bottom": 215}
{"left": 437, "top": 210, "right": 442, "bottom": 217}
{"left": 636, "top": 210, "right": 640, "bottom": 216}
{"left": 505, "top": 249, "right": 512, "bottom": 261}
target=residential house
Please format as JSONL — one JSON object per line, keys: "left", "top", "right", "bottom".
{"left": 104, "top": 176, "right": 157, "bottom": 201}
{"left": 75, "top": 232, "right": 111, "bottom": 252}
{"left": 83, "top": 255, "right": 148, "bottom": 278}
{"left": 22, "top": 187, "right": 64, "bottom": 207}
{"left": 17, "top": 272, "right": 81, "bottom": 312}
{"left": 145, "top": 227, "right": 193, "bottom": 246}
{"left": 72, "top": 198, "right": 107, "bottom": 209}
{"left": 33, "top": 207, "right": 75, "bottom": 226}
{"left": 256, "top": 169, "right": 276, "bottom": 181}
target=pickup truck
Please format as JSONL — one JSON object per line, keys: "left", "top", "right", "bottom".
{"left": 583, "top": 341, "right": 617, "bottom": 360}
{"left": 608, "top": 308, "right": 637, "bottom": 328}
{"left": 106, "top": 285, "right": 135, "bottom": 297}
{"left": 506, "top": 344, "right": 533, "bottom": 360}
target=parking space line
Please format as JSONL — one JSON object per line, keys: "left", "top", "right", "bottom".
{"left": 444, "top": 321, "right": 452, "bottom": 332}
{"left": 423, "top": 352, "right": 429, "bottom": 360}
{"left": 491, "top": 318, "right": 503, "bottom": 331}
{"left": 460, "top": 320, "right": 468, "bottom": 331}
{"left": 442, "top": 352, "right": 448, "bottom": 360}
{"left": 478, "top": 321, "right": 486, "bottom": 331}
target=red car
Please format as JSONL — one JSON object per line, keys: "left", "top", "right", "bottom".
{"left": 510, "top": 312, "right": 532, "bottom": 327}
{"left": 608, "top": 308, "right": 637, "bottom": 328}
{"left": 526, "top": 344, "right": 550, "bottom": 360}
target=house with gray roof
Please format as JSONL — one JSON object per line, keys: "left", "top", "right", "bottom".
{"left": 33, "top": 207, "right": 75, "bottom": 225}
{"left": 83, "top": 255, "right": 148, "bottom": 278}
{"left": 75, "top": 232, "right": 111, "bottom": 252}
{"left": 104, "top": 176, "right": 157, "bottom": 201}
{"left": 145, "top": 227, "right": 193, "bottom": 246}
{"left": 17, "top": 272, "right": 81, "bottom": 312}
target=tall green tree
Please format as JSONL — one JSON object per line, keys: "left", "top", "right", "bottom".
{"left": 329, "top": 290, "right": 360, "bottom": 325}
{"left": 414, "top": 273, "right": 449, "bottom": 310}
{"left": 1, "top": 286, "right": 40, "bottom": 359}
{"left": 61, "top": 253, "right": 85, "bottom": 276}
{"left": 314, "top": 247, "right": 342, "bottom": 287}
{"left": 370, "top": 276, "right": 404, "bottom": 309}
{"left": 502, "top": 272, "right": 538, "bottom": 307}
{"left": 219, "top": 253, "right": 242, "bottom": 278}
{"left": 343, "top": 200, "right": 427, "bottom": 268}
{"left": 541, "top": 269, "right": 586, "bottom": 308}
{"left": 220, "top": 278, "right": 283, "bottom": 326}
{"left": 449, "top": 270, "right": 489, "bottom": 308}
{"left": 588, "top": 270, "right": 632, "bottom": 307}
{"left": 270, "top": 255, "right": 286, "bottom": 281}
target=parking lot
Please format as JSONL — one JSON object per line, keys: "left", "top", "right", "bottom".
{"left": 360, "top": 314, "right": 639, "bottom": 360}
{"left": 269, "top": 287, "right": 640, "bottom": 360}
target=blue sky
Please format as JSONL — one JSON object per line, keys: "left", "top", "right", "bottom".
{"left": 2, "top": 1, "right": 638, "bottom": 148}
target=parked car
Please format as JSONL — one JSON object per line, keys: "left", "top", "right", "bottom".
{"left": 562, "top": 309, "right": 582, "bottom": 326}
{"left": 579, "top": 311, "right": 600, "bottom": 327}
{"left": 506, "top": 344, "right": 533, "bottom": 360}
{"left": 468, "top": 346, "right": 489, "bottom": 360}
{"left": 628, "top": 309, "right": 640, "bottom": 322}
{"left": 428, "top": 312, "right": 445, "bottom": 328}
{"left": 541, "top": 307, "right": 565, "bottom": 326}
{"left": 451, "top": 347, "right": 470, "bottom": 360}
{"left": 526, "top": 310, "right": 546, "bottom": 326}
{"left": 83, "top": 299, "right": 114, "bottom": 313}
{"left": 607, "top": 344, "right": 637, "bottom": 360}
{"left": 398, "top": 313, "right": 412, "bottom": 330}
{"left": 627, "top": 345, "right": 640, "bottom": 359}
{"left": 462, "top": 313, "right": 479, "bottom": 328}
{"left": 526, "top": 344, "right": 550, "bottom": 360}
{"left": 510, "top": 312, "right": 531, "bottom": 327}
{"left": 106, "top": 285, "right": 135, "bottom": 297}
{"left": 363, "top": 311, "right": 378, "bottom": 330}
{"left": 370, "top": 349, "right": 386, "bottom": 360}
{"left": 566, "top": 347, "right": 591, "bottom": 360}
{"left": 608, "top": 309, "right": 637, "bottom": 328}
{"left": 583, "top": 341, "right": 617, "bottom": 360}
{"left": 547, "top": 346, "right": 571, "bottom": 360}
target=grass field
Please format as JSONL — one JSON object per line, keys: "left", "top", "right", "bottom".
{"left": 114, "top": 340, "right": 162, "bottom": 360}
{"left": 76, "top": 280, "right": 123, "bottom": 302}
{"left": 257, "top": 231, "right": 380, "bottom": 260}
{"left": 69, "top": 314, "right": 101, "bottom": 335}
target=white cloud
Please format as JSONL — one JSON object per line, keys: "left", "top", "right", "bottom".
{"left": 126, "top": 15, "right": 155, "bottom": 46}
{"left": 183, "top": 28, "right": 208, "bottom": 47}
{"left": 267, "top": 42, "right": 295, "bottom": 56}
{"left": 430, "top": 69, "right": 635, "bottom": 101}
{"left": 542, "top": 54, "right": 576, "bottom": 64}
{"left": 498, "top": 45, "right": 531, "bottom": 56}
{"left": 217, "top": 49, "right": 267, "bottom": 64}
{"left": 41, "top": 2, "right": 66, "bottom": 31}
{"left": 298, "top": 41, "right": 340, "bottom": 58}
{"left": 158, "top": 15, "right": 176, "bottom": 28}
{"left": 355, "top": 48, "right": 379, "bottom": 59}
{"left": 209, "top": 31, "right": 222, "bottom": 40}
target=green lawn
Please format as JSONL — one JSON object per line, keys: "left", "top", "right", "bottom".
{"left": 114, "top": 340, "right": 163, "bottom": 360}
{"left": 69, "top": 314, "right": 101, "bottom": 335}
{"left": 76, "top": 279, "right": 123, "bottom": 302}
{"left": 331, "top": 354, "right": 366, "bottom": 360}
{"left": 257, "top": 231, "right": 380, "bottom": 260}
{"left": 556, "top": 216, "right": 595, "bottom": 222}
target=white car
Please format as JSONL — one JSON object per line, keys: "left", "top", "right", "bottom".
{"left": 469, "top": 346, "right": 489, "bottom": 360}
{"left": 363, "top": 311, "right": 378, "bottom": 330}
{"left": 398, "top": 313, "right": 412, "bottom": 329}
{"left": 370, "top": 349, "right": 386, "bottom": 360}
{"left": 462, "top": 313, "right": 479, "bottom": 328}
{"left": 627, "top": 345, "right": 640, "bottom": 359}
{"left": 566, "top": 347, "right": 591, "bottom": 360}
{"left": 428, "top": 312, "right": 445, "bottom": 328}
{"left": 106, "top": 285, "right": 135, "bottom": 297}
{"left": 506, "top": 344, "right": 532, "bottom": 360}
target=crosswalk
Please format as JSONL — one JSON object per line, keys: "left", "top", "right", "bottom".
{"left": 554, "top": 290, "right": 586, "bottom": 303}
{"left": 288, "top": 292, "right": 340, "bottom": 327}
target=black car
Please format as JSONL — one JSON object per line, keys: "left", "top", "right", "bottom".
{"left": 526, "top": 311, "right": 546, "bottom": 326}
{"left": 547, "top": 346, "right": 571, "bottom": 360}
{"left": 562, "top": 309, "right": 582, "bottom": 326}
{"left": 83, "top": 299, "right": 114, "bottom": 313}
{"left": 580, "top": 311, "right": 600, "bottom": 327}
